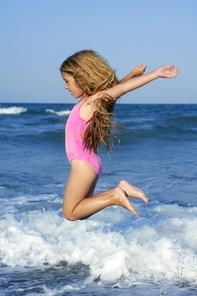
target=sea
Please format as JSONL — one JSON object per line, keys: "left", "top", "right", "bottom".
{"left": 0, "top": 102, "right": 197, "bottom": 296}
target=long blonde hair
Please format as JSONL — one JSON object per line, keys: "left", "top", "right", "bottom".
{"left": 60, "top": 50, "right": 120, "bottom": 153}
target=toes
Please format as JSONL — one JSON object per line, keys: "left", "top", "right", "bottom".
{"left": 132, "top": 208, "right": 139, "bottom": 217}
{"left": 140, "top": 195, "right": 149, "bottom": 204}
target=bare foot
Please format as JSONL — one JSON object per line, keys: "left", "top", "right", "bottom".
{"left": 114, "top": 186, "right": 139, "bottom": 217}
{"left": 132, "top": 64, "right": 146, "bottom": 77}
{"left": 118, "top": 180, "right": 148, "bottom": 204}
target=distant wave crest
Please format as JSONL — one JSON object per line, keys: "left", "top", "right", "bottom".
{"left": 46, "top": 109, "right": 71, "bottom": 116}
{"left": 0, "top": 106, "right": 27, "bottom": 115}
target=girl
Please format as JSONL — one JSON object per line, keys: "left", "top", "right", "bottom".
{"left": 60, "top": 50, "right": 179, "bottom": 221}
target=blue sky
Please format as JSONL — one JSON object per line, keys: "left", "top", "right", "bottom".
{"left": 1, "top": 0, "right": 197, "bottom": 104}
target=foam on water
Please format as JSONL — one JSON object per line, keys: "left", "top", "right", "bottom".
{"left": 0, "top": 106, "right": 27, "bottom": 114}
{"left": 46, "top": 109, "right": 71, "bottom": 116}
{"left": 0, "top": 195, "right": 197, "bottom": 292}
{"left": 1, "top": 103, "right": 197, "bottom": 294}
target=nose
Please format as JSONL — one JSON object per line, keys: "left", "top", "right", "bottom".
{"left": 65, "top": 84, "right": 68, "bottom": 89}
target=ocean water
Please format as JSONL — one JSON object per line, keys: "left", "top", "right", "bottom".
{"left": 0, "top": 102, "right": 197, "bottom": 296}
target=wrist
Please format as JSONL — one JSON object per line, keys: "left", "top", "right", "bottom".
{"left": 151, "top": 70, "right": 159, "bottom": 79}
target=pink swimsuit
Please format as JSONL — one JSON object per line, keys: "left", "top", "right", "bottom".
{"left": 65, "top": 99, "right": 102, "bottom": 177}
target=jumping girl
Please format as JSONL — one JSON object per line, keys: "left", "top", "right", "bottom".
{"left": 60, "top": 50, "right": 179, "bottom": 221}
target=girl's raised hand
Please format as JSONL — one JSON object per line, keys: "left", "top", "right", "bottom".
{"left": 132, "top": 64, "right": 147, "bottom": 77}
{"left": 155, "top": 65, "right": 180, "bottom": 78}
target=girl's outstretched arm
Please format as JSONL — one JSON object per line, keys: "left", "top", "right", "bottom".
{"left": 98, "top": 65, "right": 179, "bottom": 100}
{"left": 120, "top": 64, "right": 146, "bottom": 83}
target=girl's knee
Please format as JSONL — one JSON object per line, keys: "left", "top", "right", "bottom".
{"left": 62, "top": 207, "right": 77, "bottom": 221}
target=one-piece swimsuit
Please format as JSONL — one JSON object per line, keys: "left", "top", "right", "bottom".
{"left": 65, "top": 99, "right": 102, "bottom": 177}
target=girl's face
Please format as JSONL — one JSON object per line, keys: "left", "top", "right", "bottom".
{"left": 61, "top": 72, "right": 85, "bottom": 99}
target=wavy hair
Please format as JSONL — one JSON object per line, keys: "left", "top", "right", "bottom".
{"left": 60, "top": 50, "right": 121, "bottom": 153}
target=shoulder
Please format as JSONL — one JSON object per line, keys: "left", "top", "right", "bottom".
{"left": 84, "top": 95, "right": 99, "bottom": 110}
{"left": 79, "top": 96, "right": 96, "bottom": 120}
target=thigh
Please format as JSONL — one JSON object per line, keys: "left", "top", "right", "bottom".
{"left": 63, "top": 159, "right": 98, "bottom": 213}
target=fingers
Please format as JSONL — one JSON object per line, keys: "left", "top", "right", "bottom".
{"left": 138, "top": 64, "right": 147, "bottom": 73}
{"left": 131, "top": 64, "right": 147, "bottom": 77}
{"left": 169, "top": 66, "right": 180, "bottom": 77}
{"left": 160, "top": 65, "right": 179, "bottom": 78}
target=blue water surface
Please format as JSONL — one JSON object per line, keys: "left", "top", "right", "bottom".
{"left": 0, "top": 103, "right": 197, "bottom": 295}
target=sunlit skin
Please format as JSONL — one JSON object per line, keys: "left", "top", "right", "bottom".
{"left": 61, "top": 64, "right": 148, "bottom": 121}
{"left": 61, "top": 73, "right": 86, "bottom": 99}
{"left": 120, "top": 64, "right": 146, "bottom": 83}
{"left": 61, "top": 64, "right": 179, "bottom": 221}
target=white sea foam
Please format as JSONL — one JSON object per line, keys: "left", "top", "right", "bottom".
{"left": 0, "top": 106, "right": 27, "bottom": 114}
{"left": 0, "top": 202, "right": 197, "bottom": 290}
{"left": 46, "top": 109, "right": 71, "bottom": 116}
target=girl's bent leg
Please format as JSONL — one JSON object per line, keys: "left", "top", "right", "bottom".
{"left": 63, "top": 160, "right": 98, "bottom": 220}
{"left": 63, "top": 160, "right": 122, "bottom": 220}
{"left": 63, "top": 160, "right": 148, "bottom": 221}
